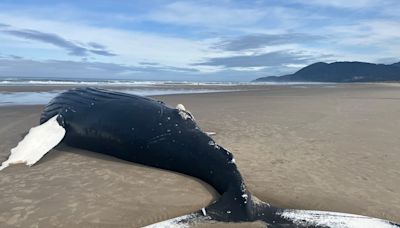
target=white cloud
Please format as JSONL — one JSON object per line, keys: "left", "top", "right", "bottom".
{"left": 323, "top": 19, "right": 400, "bottom": 58}
{"left": 0, "top": 13, "right": 217, "bottom": 69}
{"left": 147, "top": 1, "right": 266, "bottom": 28}
{"left": 294, "top": 0, "right": 378, "bottom": 9}
{"left": 143, "top": 1, "right": 315, "bottom": 34}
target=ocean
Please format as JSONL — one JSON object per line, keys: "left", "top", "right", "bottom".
{"left": 0, "top": 78, "right": 334, "bottom": 106}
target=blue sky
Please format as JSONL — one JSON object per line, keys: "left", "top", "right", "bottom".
{"left": 0, "top": 0, "right": 399, "bottom": 81}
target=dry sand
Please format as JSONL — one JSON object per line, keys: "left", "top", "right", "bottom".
{"left": 0, "top": 84, "right": 399, "bottom": 227}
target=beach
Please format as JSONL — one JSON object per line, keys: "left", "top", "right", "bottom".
{"left": 0, "top": 83, "right": 399, "bottom": 227}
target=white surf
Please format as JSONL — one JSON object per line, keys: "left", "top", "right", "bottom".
{"left": 0, "top": 115, "right": 65, "bottom": 171}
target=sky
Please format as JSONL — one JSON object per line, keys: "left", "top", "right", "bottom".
{"left": 0, "top": 0, "right": 399, "bottom": 82}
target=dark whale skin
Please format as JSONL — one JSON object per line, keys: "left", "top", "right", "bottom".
{"left": 39, "top": 88, "right": 400, "bottom": 227}
{"left": 39, "top": 87, "right": 287, "bottom": 223}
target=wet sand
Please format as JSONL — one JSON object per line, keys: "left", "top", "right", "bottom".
{"left": 0, "top": 84, "right": 399, "bottom": 227}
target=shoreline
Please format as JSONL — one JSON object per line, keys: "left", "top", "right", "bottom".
{"left": 1, "top": 84, "right": 399, "bottom": 226}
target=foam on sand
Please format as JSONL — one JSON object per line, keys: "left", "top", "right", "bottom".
{"left": 0, "top": 115, "right": 65, "bottom": 171}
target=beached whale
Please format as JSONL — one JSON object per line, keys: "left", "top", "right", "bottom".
{"left": 1, "top": 87, "right": 399, "bottom": 227}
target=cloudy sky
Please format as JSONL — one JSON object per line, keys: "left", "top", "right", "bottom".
{"left": 0, "top": 0, "right": 399, "bottom": 81}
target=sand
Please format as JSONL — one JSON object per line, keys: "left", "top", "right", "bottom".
{"left": 0, "top": 83, "right": 399, "bottom": 227}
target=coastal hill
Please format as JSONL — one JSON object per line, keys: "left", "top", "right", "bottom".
{"left": 253, "top": 61, "right": 400, "bottom": 82}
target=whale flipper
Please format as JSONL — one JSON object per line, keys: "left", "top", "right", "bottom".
{"left": 0, "top": 115, "right": 65, "bottom": 171}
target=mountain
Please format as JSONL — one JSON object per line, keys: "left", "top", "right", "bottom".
{"left": 253, "top": 61, "right": 400, "bottom": 82}
{"left": 392, "top": 62, "right": 400, "bottom": 68}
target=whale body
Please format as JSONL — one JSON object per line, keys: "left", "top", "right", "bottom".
{"left": 1, "top": 87, "right": 399, "bottom": 228}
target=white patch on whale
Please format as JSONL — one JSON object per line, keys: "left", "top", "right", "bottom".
{"left": 201, "top": 208, "right": 207, "bottom": 216}
{"left": 144, "top": 213, "right": 212, "bottom": 228}
{"left": 208, "top": 140, "right": 220, "bottom": 149}
{"left": 176, "top": 104, "right": 195, "bottom": 120}
{"left": 0, "top": 115, "right": 65, "bottom": 171}
{"left": 242, "top": 193, "right": 248, "bottom": 204}
{"left": 279, "top": 209, "right": 398, "bottom": 228}
{"left": 176, "top": 104, "right": 186, "bottom": 111}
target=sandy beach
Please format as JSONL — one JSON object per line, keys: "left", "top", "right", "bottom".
{"left": 0, "top": 84, "right": 399, "bottom": 227}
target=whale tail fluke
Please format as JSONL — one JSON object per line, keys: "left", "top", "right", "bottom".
{"left": 144, "top": 192, "right": 400, "bottom": 227}
{"left": 144, "top": 207, "right": 400, "bottom": 228}
{"left": 0, "top": 115, "right": 65, "bottom": 171}
{"left": 214, "top": 193, "right": 400, "bottom": 227}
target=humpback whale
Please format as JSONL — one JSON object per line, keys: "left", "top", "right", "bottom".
{"left": 1, "top": 87, "right": 399, "bottom": 227}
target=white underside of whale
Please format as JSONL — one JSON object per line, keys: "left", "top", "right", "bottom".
{"left": 0, "top": 115, "right": 65, "bottom": 171}
{"left": 279, "top": 209, "right": 398, "bottom": 228}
